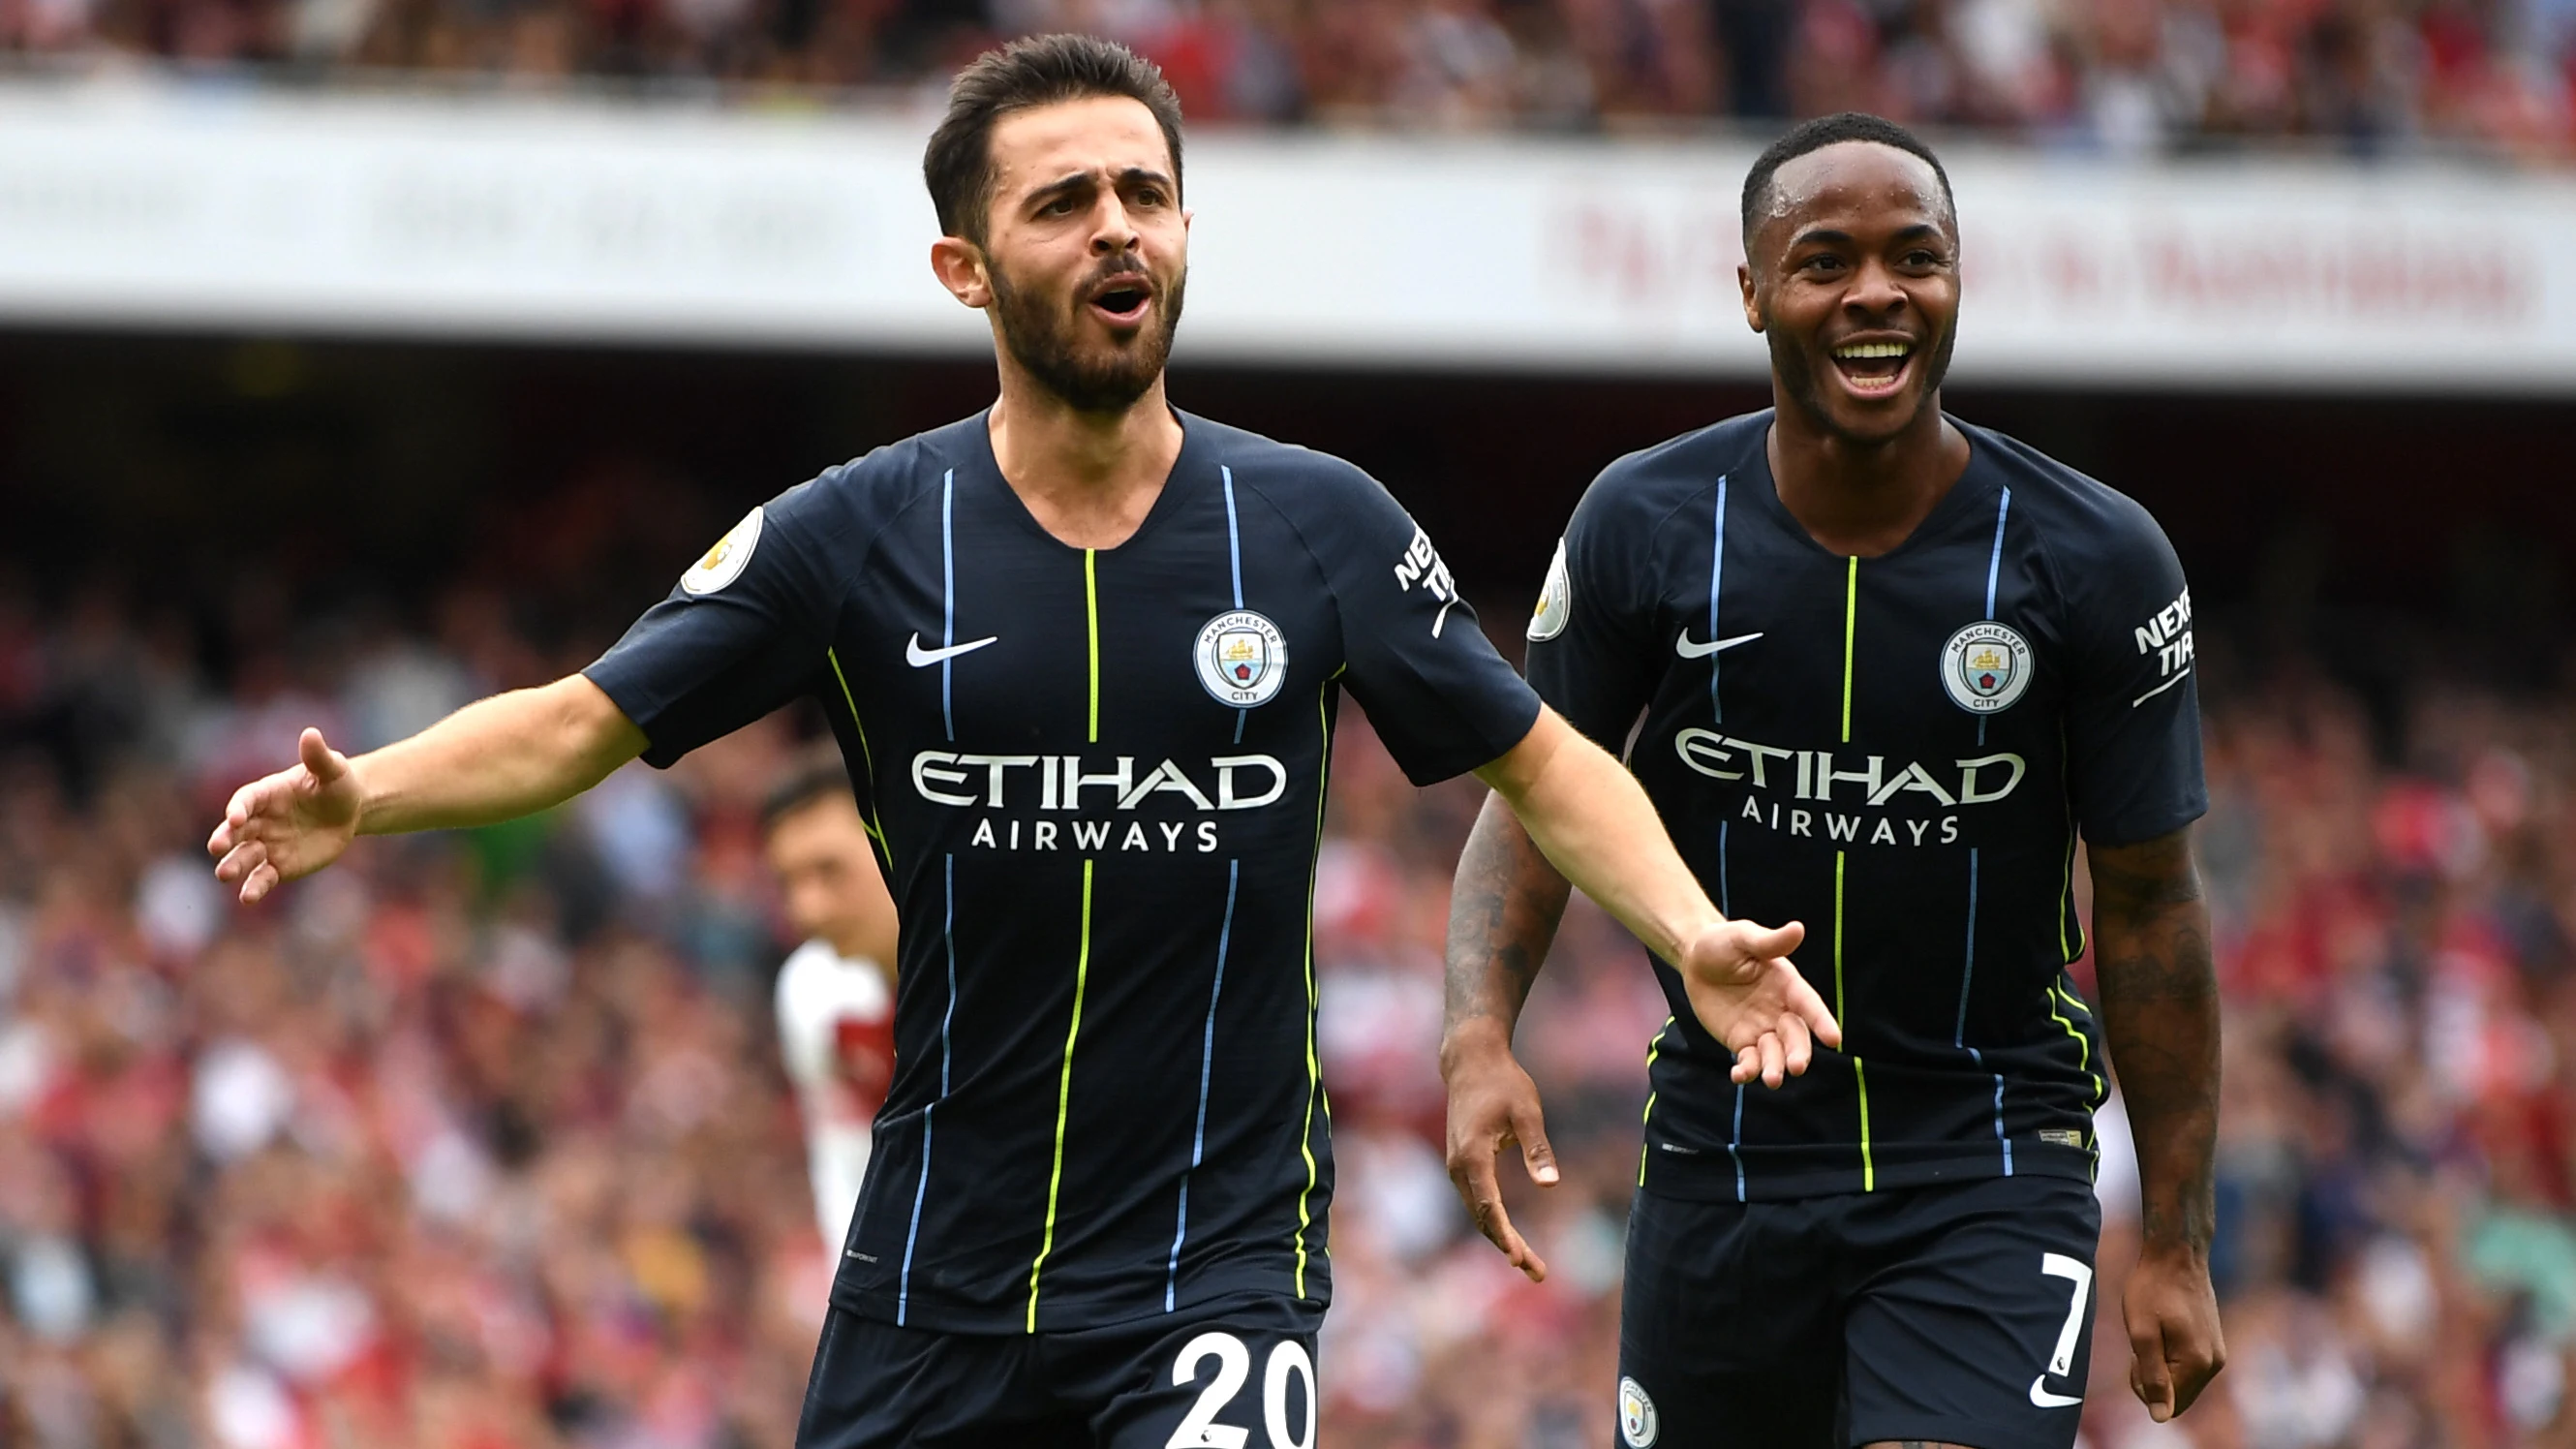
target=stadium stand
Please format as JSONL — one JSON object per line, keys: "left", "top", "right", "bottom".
{"left": 2, "top": 0, "right": 2573, "bottom": 155}
{"left": 0, "top": 6, "right": 2570, "bottom": 1437}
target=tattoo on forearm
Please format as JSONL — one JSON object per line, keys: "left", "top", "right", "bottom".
{"left": 1443, "top": 802, "right": 1572, "bottom": 1035}
{"left": 2090, "top": 829, "right": 2221, "bottom": 1252}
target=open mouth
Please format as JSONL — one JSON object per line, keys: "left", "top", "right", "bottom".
{"left": 1089, "top": 278, "right": 1153, "bottom": 324}
{"left": 1829, "top": 337, "right": 1915, "bottom": 395}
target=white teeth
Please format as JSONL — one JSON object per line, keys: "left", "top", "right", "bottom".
{"left": 1833, "top": 341, "right": 1912, "bottom": 359}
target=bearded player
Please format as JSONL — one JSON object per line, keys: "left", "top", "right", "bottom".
{"left": 1440, "top": 113, "right": 2223, "bottom": 1449}
{"left": 210, "top": 37, "right": 1837, "bottom": 1448}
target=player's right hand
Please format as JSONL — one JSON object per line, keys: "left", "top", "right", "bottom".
{"left": 1676, "top": 918, "right": 1838, "bottom": 1089}
{"left": 1441, "top": 1038, "right": 1556, "bottom": 1283}
{"left": 208, "top": 727, "right": 363, "bottom": 905}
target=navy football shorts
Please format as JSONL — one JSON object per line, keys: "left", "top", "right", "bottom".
{"left": 1615, "top": 1173, "right": 2101, "bottom": 1449}
{"left": 794, "top": 1293, "right": 1321, "bottom": 1449}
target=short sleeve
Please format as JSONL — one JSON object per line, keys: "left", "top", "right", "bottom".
{"left": 585, "top": 478, "right": 841, "bottom": 768}
{"left": 1309, "top": 472, "right": 1541, "bottom": 786}
{"left": 2060, "top": 501, "right": 2207, "bottom": 847}
{"left": 1523, "top": 470, "right": 1663, "bottom": 752}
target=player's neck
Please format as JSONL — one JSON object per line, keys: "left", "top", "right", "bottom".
{"left": 1765, "top": 400, "right": 1970, "bottom": 559}
{"left": 988, "top": 369, "right": 1184, "bottom": 552}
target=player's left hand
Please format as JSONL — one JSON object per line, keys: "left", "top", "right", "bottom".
{"left": 2125, "top": 1243, "right": 2224, "bottom": 1422}
{"left": 1675, "top": 919, "right": 1837, "bottom": 1088}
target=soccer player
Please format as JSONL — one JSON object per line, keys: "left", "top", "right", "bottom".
{"left": 206, "top": 36, "right": 1836, "bottom": 1448}
{"left": 1440, "top": 112, "right": 2225, "bottom": 1449}
{"left": 763, "top": 756, "right": 901, "bottom": 1255}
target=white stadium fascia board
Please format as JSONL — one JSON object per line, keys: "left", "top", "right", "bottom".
{"left": 0, "top": 79, "right": 2568, "bottom": 390}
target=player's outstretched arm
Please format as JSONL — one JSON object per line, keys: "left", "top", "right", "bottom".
{"left": 2089, "top": 826, "right": 2224, "bottom": 1424}
{"left": 1438, "top": 790, "right": 1576, "bottom": 1282}
{"left": 207, "top": 675, "right": 647, "bottom": 904}
{"left": 1471, "top": 707, "right": 1839, "bottom": 1081}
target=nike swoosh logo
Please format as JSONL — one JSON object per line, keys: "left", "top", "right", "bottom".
{"left": 906, "top": 633, "right": 998, "bottom": 667}
{"left": 1674, "top": 631, "right": 1763, "bottom": 659}
{"left": 2029, "top": 1376, "right": 2083, "bottom": 1409}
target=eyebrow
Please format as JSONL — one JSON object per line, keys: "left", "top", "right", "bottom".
{"left": 1027, "top": 166, "right": 1175, "bottom": 207}
{"left": 1788, "top": 220, "right": 1945, "bottom": 249}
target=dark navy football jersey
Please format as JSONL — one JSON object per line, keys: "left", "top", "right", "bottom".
{"left": 586, "top": 411, "right": 1540, "bottom": 1334}
{"left": 1525, "top": 411, "right": 2204, "bottom": 1202}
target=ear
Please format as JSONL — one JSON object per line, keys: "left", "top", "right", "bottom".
{"left": 1737, "top": 261, "right": 1763, "bottom": 335}
{"left": 932, "top": 235, "right": 993, "bottom": 310}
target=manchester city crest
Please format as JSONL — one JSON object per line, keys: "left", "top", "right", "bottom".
{"left": 1941, "top": 621, "right": 2035, "bottom": 714}
{"left": 1194, "top": 609, "right": 1288, "bottom": 708}
{"left": 1617, "top": 1377, "right": 1659, "bottom": 1447}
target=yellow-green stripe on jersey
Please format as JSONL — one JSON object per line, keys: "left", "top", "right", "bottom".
{"left": 1290, "top": 674, "right": 1339, "bottom": 1299}
{"left": 1026, "top": 858, "right": 1096, "bottom": 1331}
{"left": 1840, "top": 556, "right": 1858, "bottom": 742}
{"left": 1639, "top": 1017, "right": 1672, "bottom": 1186}
{"left": 1084, "top": 549, "right": 1101, "bottom": 743}
{"left": 824, "top": 647, "right": 890, "bottom": 851}
{"left": 1027, "top": 549, "right": 1106, "bottom": 1332}
{"left": 1834, "top": 560, "right": 1875, "bottom": 1190}
{"left": 1838, "top": 849, "right": 1875, "bottom": 1190}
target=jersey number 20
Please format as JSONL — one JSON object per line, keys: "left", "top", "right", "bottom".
{"left": 1166, "top": 1331, "right": 1317, "bottom": 1449}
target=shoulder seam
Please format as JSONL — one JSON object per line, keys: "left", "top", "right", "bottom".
{"left": 799, "top": 450, "right": 951, "bottom": 650}
{"left": 1578, "top": 451, "right": 1727, "bottom": 627}
{"left": 1229, "top": 467, "right": 1345, "bottom": 652}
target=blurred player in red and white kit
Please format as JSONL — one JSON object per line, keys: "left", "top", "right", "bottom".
{"left": 762, "top": 757, "right": 900, "bottom": 1253}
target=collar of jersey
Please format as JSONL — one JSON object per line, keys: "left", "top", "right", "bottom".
{"left": 1747, "top": 410, "right": 2006, "bottom": 564}
{"left": 967, "top": 405, "right": 1216, "bottom": 557}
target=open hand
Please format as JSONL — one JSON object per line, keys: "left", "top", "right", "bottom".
{"left": 1676, "top": 918, "right": 1838, "bottom": 1087}
{"left": 1442, "top": 1036, "right": 1557, "bottom": 1282}
{"left": 208, "top": 727, "right": 363, "bottom": 904}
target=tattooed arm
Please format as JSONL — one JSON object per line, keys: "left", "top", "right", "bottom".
{"left": 1439, "top": 792, "right": 1578, "bottom": 1282}
{"left": 2088, "top": 825, "right": 2225, "bottom": 1422}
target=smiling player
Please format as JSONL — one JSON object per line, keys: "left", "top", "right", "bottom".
{"left": 1440, "top": 114, "right": 2225, "bottom": 1449}
{"left": 206, "top": 37, "right": 1836, "bottom": 1449}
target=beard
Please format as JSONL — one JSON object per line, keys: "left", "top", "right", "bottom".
{"left": 1768, "top": 313, "right": 1958, "bottom": 447}
{"left": 989, "top": 254, "right": 1187, "bottom": 416}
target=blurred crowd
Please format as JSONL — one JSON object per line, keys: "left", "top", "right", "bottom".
{"left": 11, "top": 562, "right": 2576, "bottom": 1449}
{"left": 3, "top": 0, "right": 2576, "bottom": 156}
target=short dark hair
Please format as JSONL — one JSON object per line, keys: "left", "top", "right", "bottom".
{"left": 761, "top": 752, "right": 859, "bottom": 834}
{"left": 923, "top": 33, "right": 1186, "bottom": 246}
{"left": 1740, "top": 112, "right": 1954, "bottom": 244}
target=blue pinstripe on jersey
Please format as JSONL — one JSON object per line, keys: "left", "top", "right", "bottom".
{"left": 1168, "top": 859, "right": 1241, "bottom": 1310}
{"left": 1961, "top": 485, "right": 2016, "bottom": 1176}
{"left": 899, "top": 853, "right": 962, "bottom": 1322}
{"left": 939, "top": 469, "right": 957, "bottom": 742}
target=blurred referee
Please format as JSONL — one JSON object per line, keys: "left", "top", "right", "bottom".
{"left": 206, "top": 35, "right": 1836, "bottom": 1449}
{"left": 1442, "top": 114, "right": 2224, "bottom": 1449}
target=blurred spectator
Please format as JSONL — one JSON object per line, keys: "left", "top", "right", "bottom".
{"left": 6, "top": 0, "right": 2575, "bottom": 156}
